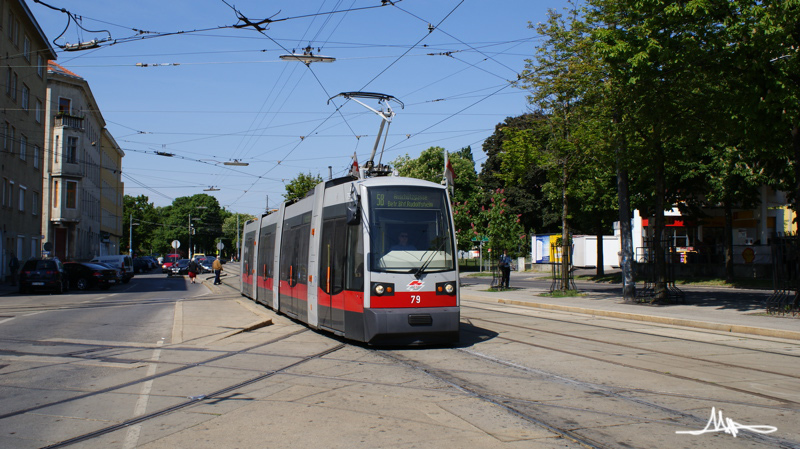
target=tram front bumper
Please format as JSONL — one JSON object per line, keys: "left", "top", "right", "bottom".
{"left": 363, "top": 307, "right": 460, "bottom": 346}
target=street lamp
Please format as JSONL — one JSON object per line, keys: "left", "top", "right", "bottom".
{"left": 189, "top": 206, "right": 208, "bottom": 259}
{"left": 223, "top": 159, "right": 249, "bottom": 166}
{"left": 129, "top": 214, "right": 139, "bottom": 257}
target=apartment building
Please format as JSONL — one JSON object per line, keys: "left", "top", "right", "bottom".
{"left": 1, "top": 0, "right": 56, "bottom": 280}
{"left": 43, "top": 61, "right": 124, "bottom": 261}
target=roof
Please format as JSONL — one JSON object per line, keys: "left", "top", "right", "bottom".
{"left": 47, "top": 61, "right": 82, "bottom": 79}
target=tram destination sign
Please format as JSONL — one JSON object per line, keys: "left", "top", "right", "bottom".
{"left": 372, "top": 188, "right": 440, "bottom": 209}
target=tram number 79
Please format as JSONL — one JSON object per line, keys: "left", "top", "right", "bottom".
{"left": 410, "top": 295, "right": 421, "bottom": 304}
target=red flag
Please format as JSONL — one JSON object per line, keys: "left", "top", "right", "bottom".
{"left": 351, "top": 152, "right": 359, "bottom": 178}
{"left": 444, "top": 150, "right": 455, "bottom": 187}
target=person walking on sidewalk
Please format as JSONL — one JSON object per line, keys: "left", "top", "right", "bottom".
{"left": 8, "top": 253, "right": 19, "bottom": 286}
{"left": 212, "top": 256, "right": 223, "bottom": 285}
{"left": 187, "top": 259, "right": 199, "bottom": 284}
{"left": 498, "top": 250, "right": 511, "bottom": 289}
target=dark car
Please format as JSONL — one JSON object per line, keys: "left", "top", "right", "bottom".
{"left": 18, "top": 258, "right": 69, "bottom": 294}
{"left": 168, "top": 259, "right": 190, "bottom": 276}
{"left": 133, "top": 257, "right": 152, "bottom": 273}
{"left": 198, "top": 257, "right": 214, "bottom": 273}
{"left": 64, "top": 262, "right": 119, "bottom": 291}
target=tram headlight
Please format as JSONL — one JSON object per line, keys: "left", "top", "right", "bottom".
{"left": 436, "top": 281, "right": 457, "bottom": 296}
{"left": 371, "top": 282, "right": 394, "bottom": 296}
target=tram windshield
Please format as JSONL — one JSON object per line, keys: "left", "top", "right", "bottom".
{"left": 368, "top": 186, "right": 455, "bottom": 274}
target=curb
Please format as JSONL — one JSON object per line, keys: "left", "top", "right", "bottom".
{"left": 462, "top": 293, "right": 800, "bottom": 341}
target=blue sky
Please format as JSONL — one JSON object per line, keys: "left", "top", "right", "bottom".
{"left": 30, "top": 0, "right": 564, "bottom": 216}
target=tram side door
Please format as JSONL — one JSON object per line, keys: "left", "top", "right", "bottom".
{"left": 242, "top": 230, "right": 256, "bottom": 298}
{"left": 319, "top": 217, "right": 347, "bottom": 332}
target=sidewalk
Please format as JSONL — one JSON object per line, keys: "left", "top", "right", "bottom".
{"left": 460, "top": 278, "right": 800, "bottom": 341}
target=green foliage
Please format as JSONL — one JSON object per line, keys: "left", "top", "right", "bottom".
{"left": 284, "top": 172, "right": 323, "bottom": 203}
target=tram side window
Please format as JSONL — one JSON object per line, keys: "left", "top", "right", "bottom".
{"left": 259, "top": 230, "right": 274, "bottom": 279}
{"left": 345, "top": 223, "right": 364, "bottom": 292}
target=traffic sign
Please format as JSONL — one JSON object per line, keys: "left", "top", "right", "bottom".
{"left": 172, "top": 240, "right": 181, "bottom": 249}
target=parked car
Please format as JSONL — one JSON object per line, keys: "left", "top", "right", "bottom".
{"left": 90, "top": 255, "right": 134, "bottom": 283}
{"left": 64, "top": 262, "right": 119, "bottom": 290}
{"left": 133, "top": 257, "right": 152, "bottom": 273}
{"left": 168, "top": 259, "right": 190, "bottom": 276}
{"left": 18, "top": 258, "right": 69, "bottom": 294}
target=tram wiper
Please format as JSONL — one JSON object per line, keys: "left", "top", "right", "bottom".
{"left": 413, "top": 240, "right": 447, "bottom": 279}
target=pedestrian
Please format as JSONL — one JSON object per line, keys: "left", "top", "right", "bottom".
{"left": 498, "top": 250, "right": 511, "bottom": 289}
{"left": 8, "top": 253, "right": 19, "bottom": 286}
{"left": 212, "top": 256, "right": 223, "bottom": 285}
{"left": 187, "top": 259, "right": 199, "bottom": 284}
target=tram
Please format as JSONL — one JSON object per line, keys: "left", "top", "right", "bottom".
{"left": 239, "top": 93, "right": 459, "bottom": 345}
{"left": 240, "top": 174, "right": 460, "bottom": 345}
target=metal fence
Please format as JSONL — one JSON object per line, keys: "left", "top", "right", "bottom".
{"left": 767, "top": 236, "right": 800, "bottom": 315}
{"left": 635, "top": 239, "right": 685, "bottom": 303}
{"left": 549, "top": 243, "right": 576, "bottom": 292}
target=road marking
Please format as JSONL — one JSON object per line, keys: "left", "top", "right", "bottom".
{"left": 172, "top": 300, "right": 184, "bottom": 344}
{"left": 0, "top": 317, "right": 15, "bottom": 325}
{"left": 123, "top": 340, "right": 163, "bottom": 449}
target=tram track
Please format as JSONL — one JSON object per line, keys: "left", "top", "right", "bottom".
{"left": 462, "top": 299, "right": 800, "bottom": 357}
{"left": 0, "top": 328, "right": 310, "bottom": 421}
{"left": 379, "top": 338, "right": 799, "bottom": 449}
{"left": 42, "top": 343, "right": 346, "bottom": 448}
{"left": 461, "top": 302, "right": 800, "bottom": 407}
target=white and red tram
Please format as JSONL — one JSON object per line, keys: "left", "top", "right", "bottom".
{"left": 240, "top": 175, "right": 460, "bottom": 345}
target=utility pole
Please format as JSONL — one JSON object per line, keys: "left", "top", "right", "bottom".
{"left": 129, "top": 214, "right": 133, "bottom": 257}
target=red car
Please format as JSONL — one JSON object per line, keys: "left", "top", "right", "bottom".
{"left": 161, "top": 254, "right": 182, "bottom": 273}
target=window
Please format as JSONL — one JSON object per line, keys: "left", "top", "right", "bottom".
{"left": 66, "top": 180, "right": 77, "bottom": 209}
{"left": 58, "top": 97, "right": 71, "bottom": 114}
{"left": 37, "top": 55, "right": 44, "bottom": 78}
{"left": 65, "top": 136, "right": 77, "bottom": 163}
{"left": 2, "top": 121, "right": 7, "bottom": 152}
{"left": 7, "top": 10, "right": 14, "bottom": 40}
{"left": 23, "top": 35, "right": 30, "bottom": 61}
{"left": 11, "top": 71, "right": 17, "bottom": 101}
{"left": 7, "top": 180, "right": 14, "bottom": 209}
{"left": 21, "top": 84, "right": 28, "bottom": 110}
{"left": 18, "top": 186, "right": 25, "bottom": 211}
{"left": 35, "top": 99, "right": 42, "bottom": 123}
{"left": 19, "top": 134, "right": 26, "bottom": 161}
{"left": 8, "top": 126, "right": 14, "bottom": 155}
{"left": 5, "top": 67, "right": 9, "bottom": 95}
{"left": 53, "top": 180, "right": 58, "bottom": 209}
{"left": 33, "top": 145, "right": 40, "bottom": 169}
{"left": 32, "top": 191, "right": 38, "bottom": 215}
{"left": 1, "top": 177, "right": 7, "bottom": 207}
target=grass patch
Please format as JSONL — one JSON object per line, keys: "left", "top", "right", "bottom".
{"left": 540, "top": 290, "right": 585, "bottom": 298}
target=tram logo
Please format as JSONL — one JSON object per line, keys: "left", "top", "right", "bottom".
{"left": 407, "top": 280, "right": 424, "bottom": 291}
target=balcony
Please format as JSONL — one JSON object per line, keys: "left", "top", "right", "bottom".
{"left": 55, "top": 113, "right": 84, "bottom": 131}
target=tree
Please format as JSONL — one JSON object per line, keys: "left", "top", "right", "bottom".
{"left": 516, "top": 6, "right": 603, "bottom": 290}
{"left": 392, "top": 146, "right": 482, "bottom": 252}
{"left": 123, "top": 195, "right": 159, "bottom": 256}
{"left": 222, "top": 212, "right": 256, "bottom": 258}
{"left": 480, "top": 114, "right": 558, "bottom": 235}
{"left": 284, "top": 172, "right": 322, "bottom": 203}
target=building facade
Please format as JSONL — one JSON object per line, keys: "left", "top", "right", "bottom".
{"left": 43, "top": 61, "right": 123, "bottom": 261}
{"left": 1, "top": 0, "right": 56, "bottom": 281}
{"left": 99, "top": 128, "right": 124, "bottom": 256}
